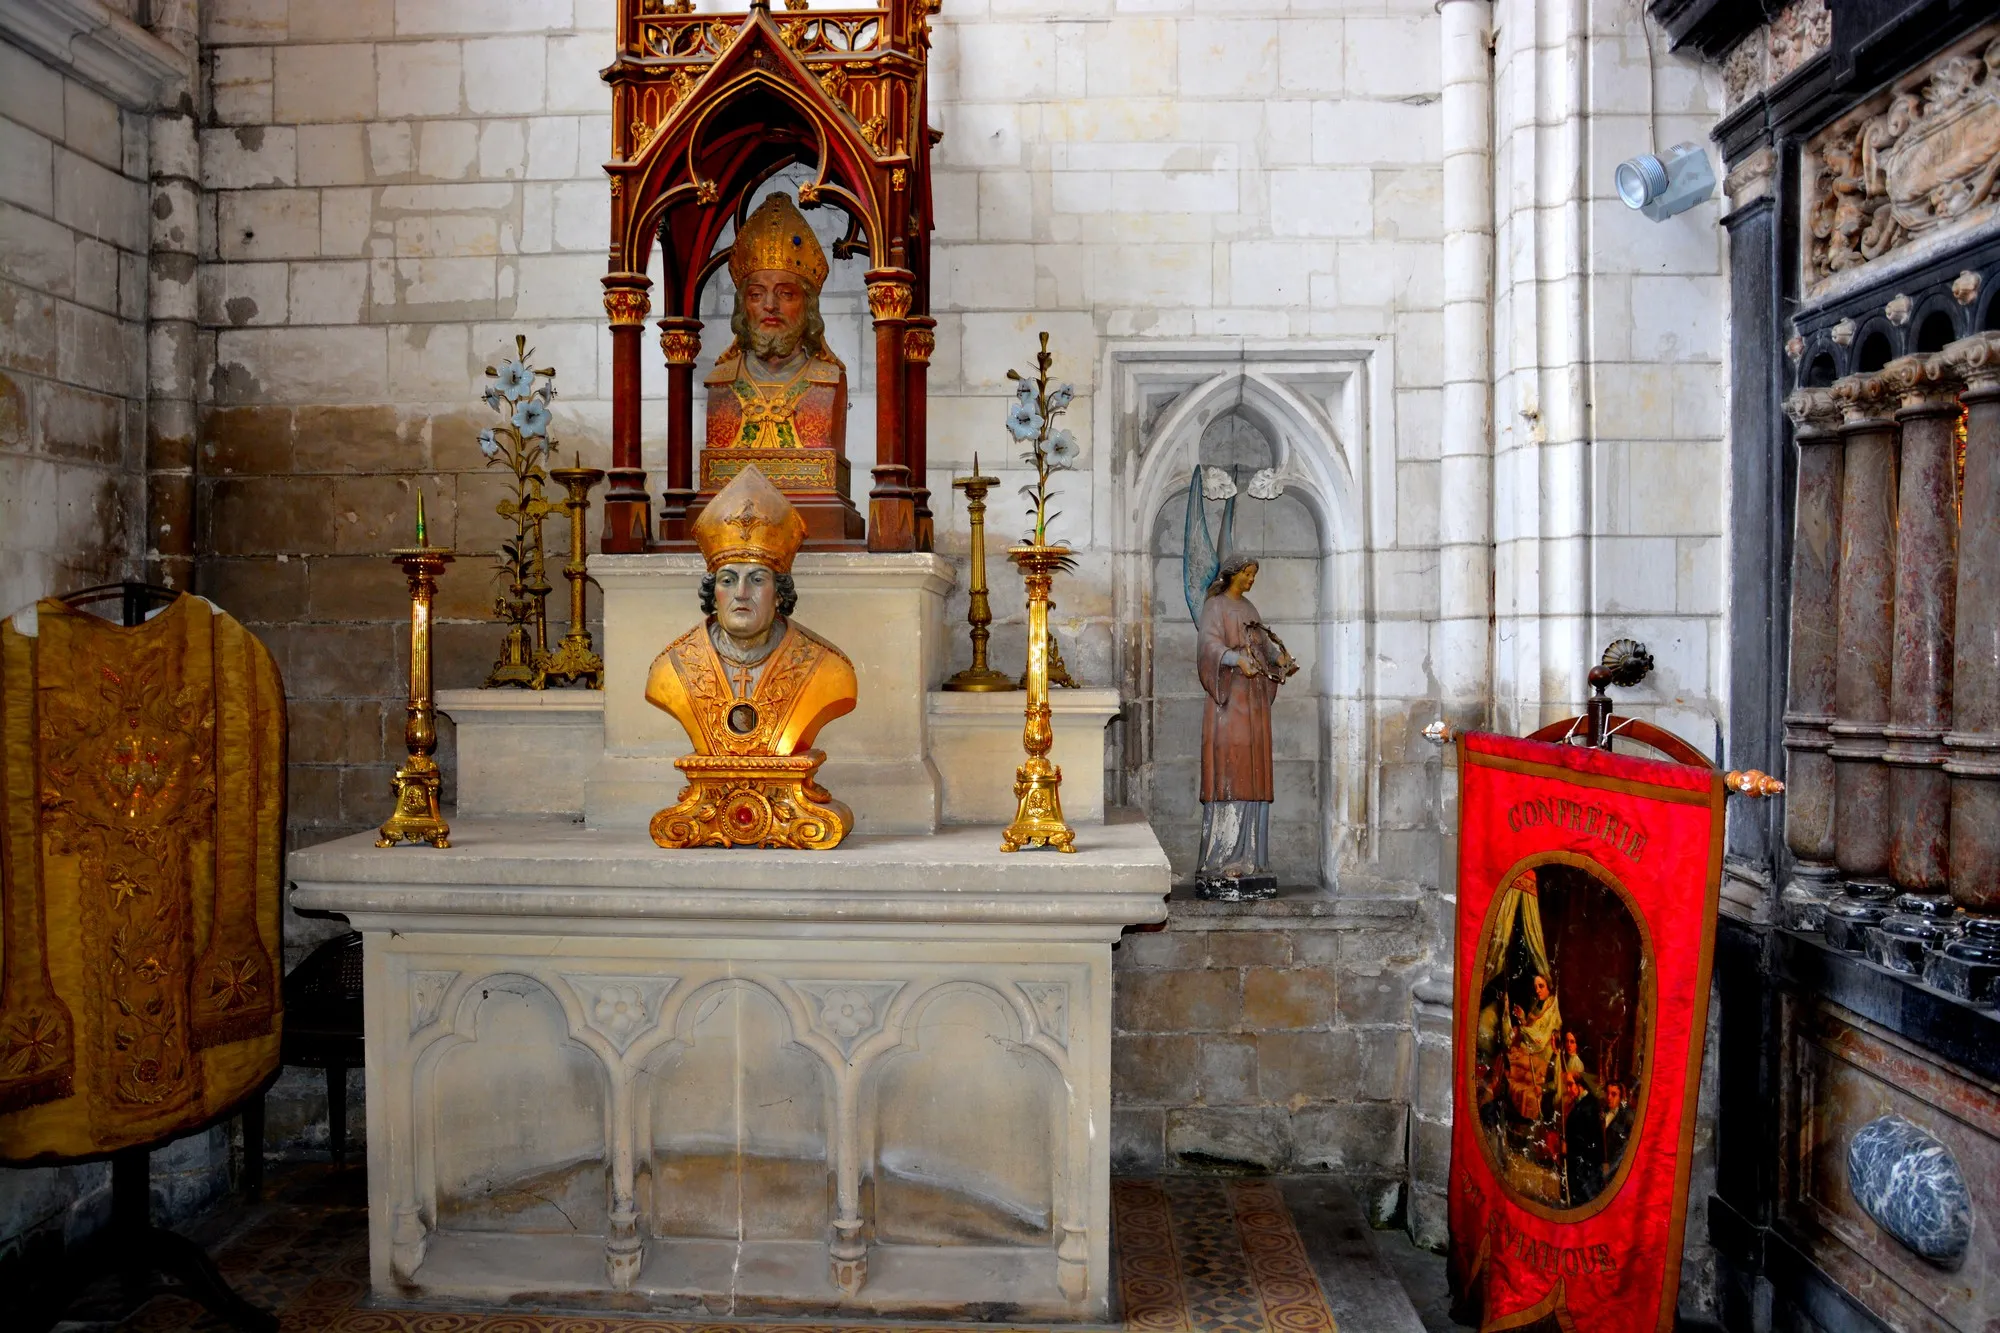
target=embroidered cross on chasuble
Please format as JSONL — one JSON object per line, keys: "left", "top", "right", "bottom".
{"left": 0, "top": 596, "right": 284, "bottom": 1162}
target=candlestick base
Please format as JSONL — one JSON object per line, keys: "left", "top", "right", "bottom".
{"left": 942, "top": 665, "right": 1017, "bottom": 692}
{"left": 377, "top": 754, "right": 451, "bottom": 848}
{"left": 1000, "top": 754, "right": 1076, "bottom": 853}
{"left": 540, "top": 630, "right": 603, "bottom": 690}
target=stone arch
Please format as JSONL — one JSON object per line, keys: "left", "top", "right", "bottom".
{"left": 418, "top": 973, "right": 609, "bottom": 1235}
{"left": 1102, "top": 343, "right": 1391, "bottom": 889}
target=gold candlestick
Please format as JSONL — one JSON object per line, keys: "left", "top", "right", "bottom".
{"left": 943, "top": 454, "right": 1017, "bottom": 692}
{"left": 378, "top": 491, "right": 455, "bottom": 849}
{"left": 540, "top": 454, "right": 606, "bottom": 688}
{"left": 1000, "top": 542, "right": 1076, "bottom": 853}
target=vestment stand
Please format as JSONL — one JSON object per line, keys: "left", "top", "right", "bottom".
{"left": 15, "top": 582, "right": 278, "bottom": 1333}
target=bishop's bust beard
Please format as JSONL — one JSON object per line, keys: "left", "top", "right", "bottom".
{"left": 747, "top": 320, "right": 805, "bottom": 362}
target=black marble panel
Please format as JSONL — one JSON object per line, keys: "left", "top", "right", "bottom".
{"left": 1770, "top": 929, "right": 2000, "bottom": 1084}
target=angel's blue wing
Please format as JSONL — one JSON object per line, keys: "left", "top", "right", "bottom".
{"left": 1180, "top": 474, "right": 1235, "bottom": 621}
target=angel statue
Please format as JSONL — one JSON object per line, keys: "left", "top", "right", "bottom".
{"left": 1195, "top": 553, "right": 1298, "bottom": 899}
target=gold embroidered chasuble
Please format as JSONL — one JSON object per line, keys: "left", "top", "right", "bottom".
{"left": 0, "top": 596, "right": 284, "bottom": 1162}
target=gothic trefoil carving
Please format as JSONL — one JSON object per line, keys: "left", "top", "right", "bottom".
{"left": 1017, "top": 981, "right": 1070, "bottom": 1049}
{"left": 1806, "top": 26, "right": 2000, "bottom": 295}
{"left": 559, "top": 974, "right": 679, "bottom": 1054}
{"left": 789, "top": 979, "right": 903, "bottom": 1059}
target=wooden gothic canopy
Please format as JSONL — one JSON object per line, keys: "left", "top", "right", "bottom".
{"left": 599, "top": 0, "right": 943, "bottom": 553}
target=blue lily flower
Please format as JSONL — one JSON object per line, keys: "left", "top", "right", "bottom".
{"left": 482, "top": 385, "right": 505, "bottom": 412}
{"left": 478, "top": 429, "right": 500, "bottom": 459}
{"left": 513, "top": 398, "right": 551, "bottom": 438}
{"left": 1046, "top": 428, "right": 1078, "bottom": 468}
{"left": 1045, "top": 383, "right": 1074, "bottom": 412}
{"left": 495, "top": 359, "right": 535, "bottom": 401}
{"left": 1006, "top": 398, "right": 1043, "bottom": 442}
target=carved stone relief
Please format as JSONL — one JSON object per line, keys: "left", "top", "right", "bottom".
{"left": 558, "top": 973, "right": 678, "bottom": 1054}
{"left": 1723, "top": 0, "right": 1831, "bottom": 114}
{"left": 789, "top": 979, "right": 905, "bottom": 1059}
{"left": 1018, "top": 981, "right": 1070, "bottom": 1049}
{"left": 1805, "top": 25, "right": 2000, "bottom": 297}
{"left": 408, "top": 970, "right": 457, "bottom": 1033}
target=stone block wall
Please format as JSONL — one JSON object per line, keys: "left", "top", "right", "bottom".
{"left": 185, "top": 0, "right": 1456, "bottom": 889}
{"left": 1110, "top": 894, "right": 1432, "bottom": 1222}
{"left": 0, "top": 39, "right": 149, "bottom": 616}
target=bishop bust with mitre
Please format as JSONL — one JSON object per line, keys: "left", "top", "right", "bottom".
{"left": 697, "top": 192, "right": 864, "bottom": 540}
{"left": 647, "top": 465, "right": 858, "bottom": 850}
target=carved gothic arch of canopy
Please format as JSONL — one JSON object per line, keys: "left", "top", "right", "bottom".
{"left": 600, "top": 0, "right": 943, "bottom": 554}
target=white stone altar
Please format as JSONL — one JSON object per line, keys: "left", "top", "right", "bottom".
{"left": 290, "top": 818, "right": 1168, "bottom": 1319}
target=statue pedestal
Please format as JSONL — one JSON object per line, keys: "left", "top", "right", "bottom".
{"left": 439, "top": 563, "right": 1125, "bottom": 834}
{"left": 289, "top": 817, "right": 1169, "bottom": 1320}
{"left": 929, "top": 688, "right": 1122, "bottom": 824}
{"left": 439, "top": 689, "right": 602, "bottom": 817}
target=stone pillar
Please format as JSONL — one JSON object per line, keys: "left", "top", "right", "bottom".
{"left": 904, "top": 317, "right": 936, "bottom": 552}
{"left": 1720, "top": 159, "right": 1787, "bottom": 889}
{"left": 865, "top": 270, "right": 915, "bottom": 552}
{"left": 1944, "top": 332, "right": 2000, "bottom": 912}
{"left": 601, "top": 274, "right": 653, "bottom": 551}
{"left": 656, "top": 317, "right": 701, "bottom": 544}
{"left": 1781, "top": 387, "right": 1844, "bottom": 906}
{"left": 1882, "top": 355, "right": 1962, "bottom": 893}
{"left": 1828, "top": 372, "right": 1897, "bottom": 881}
{"left": 147, "top": 104, "right": 197, "bottom": 591}
{"left": 1407, "top": 972, "right": 1454, "bottom": 1251}
{"left": 145, "top": 0, "right": 198, "bottom": 592}
{"left": 1435, "top": 0, "right": 1494, "bottom": 732}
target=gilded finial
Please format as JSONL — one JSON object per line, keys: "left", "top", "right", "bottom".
{"left": 415, "top": 489, "right": 428, "bottom": 547}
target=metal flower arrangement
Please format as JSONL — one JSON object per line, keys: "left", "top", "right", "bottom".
{"left": 479, "top": 337, "right": 558, "bottom": 688}
{"left": 1005, "top": 331, "right": 1079, "bottom": 549}
{"left": 999, "top": 332, "right": 1078, "bottom": 855}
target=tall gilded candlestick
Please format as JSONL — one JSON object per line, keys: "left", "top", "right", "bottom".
{"left": 540, "top": 454, "right": 605, "bottom": 688}
{"left": 1000, "top": 542, "right": 1077, "bottom": 853}
{"left": 943, "top": 454, "right": 1016, "bottom": 692}
{"left": 378, "top": 491, "right": 455, "bottom": 848}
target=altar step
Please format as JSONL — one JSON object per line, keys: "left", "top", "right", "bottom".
{"left": 44, "top": 1164, "right": 1437, "bottom": 1332}
{"left": 410, "top": 1232, "right": 1075, "bottom": 1321}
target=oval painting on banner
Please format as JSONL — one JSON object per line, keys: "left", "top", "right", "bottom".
{"left": 1469, "top": 856, "right": 1653, "bottom": 1216}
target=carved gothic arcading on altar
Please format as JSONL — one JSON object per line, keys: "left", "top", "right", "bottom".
{"left": 600, "top": 0, "right": 942, "bottom": 555}
{"left": 1804, "top": 24, "right": 2000, "bottom": 299}
{"left": 289, "top": 820, "right": 1169, "bottom": 1318}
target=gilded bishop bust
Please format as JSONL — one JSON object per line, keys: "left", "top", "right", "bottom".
{"left": 647, "top": 465, "right": 858, "bottom": 850}
{"left": 699, "top": 192, "right": 864, "bottom": 542}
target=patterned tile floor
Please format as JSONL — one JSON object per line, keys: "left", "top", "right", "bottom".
{"left": 57, "top": 1167, "right": 1417, "bottom": 1333}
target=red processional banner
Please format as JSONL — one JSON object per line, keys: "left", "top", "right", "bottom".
{"left": 1448, "top": 731, "right": 1723, "bottom": 1333}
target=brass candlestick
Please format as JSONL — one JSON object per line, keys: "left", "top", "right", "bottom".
{"left": 540, "top": 454, "right": 605, "bottom": 688}
{"left": 943, "top": 454, "right": 1016, "bottom": 692}
{"left": 379, "top": 491, "right": 454, "bottom": 849}
{"left": 1000, "top": 542, "right": 1077, "bottom": 853}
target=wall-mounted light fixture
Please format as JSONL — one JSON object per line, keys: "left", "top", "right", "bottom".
{"left": 1614, "top": 142, "right": 1716, "bottom": 222}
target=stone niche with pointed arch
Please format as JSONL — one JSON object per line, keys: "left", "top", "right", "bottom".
{"left": 1102, "top": 341, "right": 1400, "bottom": 890}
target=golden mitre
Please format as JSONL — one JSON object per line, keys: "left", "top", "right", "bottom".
{"left": 729, "top": 192, "right": 829, "bottom": 292}
{"left": 693, "top": 465, "right": 808, "bottom": 572}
